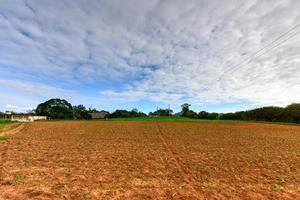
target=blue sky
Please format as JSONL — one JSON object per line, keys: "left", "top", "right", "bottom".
{"left": 0, "top": 0, "right": 300, "bottom": 113}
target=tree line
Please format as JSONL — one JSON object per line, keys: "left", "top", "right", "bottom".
{"left": 219, "top": 104, "right": 300, "bottom": 123}
{"left": 32, "top": 98, "right": 300, "bottom": 123}
{"left": 34, "top": 98, "right": 147, "bottom": 120}
{"left": 180, "top": 103, "right": 300, "bottom": 124}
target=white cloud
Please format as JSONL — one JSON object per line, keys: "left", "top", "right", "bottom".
{"left": 0, "top": 0, "right": 300, "bottom": 110}
{"left": 5, "top": 104, "right": 18, "bottom": 108}
{"left": 0, "top": 78, "right": 77, "bottom": 98}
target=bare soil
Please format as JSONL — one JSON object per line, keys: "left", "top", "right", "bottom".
{"left": 0, "top": 121, "right": 300, "bottom": 199}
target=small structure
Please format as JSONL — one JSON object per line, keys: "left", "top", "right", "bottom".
{"left": 0, "top": 112, "right": 11, "bottom": 120}
{"left": 89, "top": 112, "right": 108, "bottom": 119}
{"left": 0, "top": 112, "right": 47, "bottom": 122}
{"left": 31, "top": 116, "right": 48, "bottom": 121}
{"left": 11, "top": 115, "right": 47, "bottom": 122}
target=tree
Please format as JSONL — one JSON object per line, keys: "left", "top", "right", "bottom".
{"left": 109, "top": 109, "right": 147, "bottom": 118}
{"left": 207, "top": 112, "right": 219, "bottom": 120}
{"left": 36, "top": 99, "right": 74, "bottom": 119}
{"left": 285, "top": 103, "right": 300, "bottom": 123}
{"left": 246, "top": 107, "right": 285, "bottom": 122}
{"left": 88, "top": 107, "right": 99, "bottom": 113}
{"left": 109, "top": 110, "right": 130, "bottom": 118}
{"left": 181, "top": 103, "right": 191, "bottom": 116}
{"left": 73, "top": 105, "right": 90, "bottom": 119}
{"left": 149, "top": 108, "right": 173, "bottom": 116}
{"left": 184, "top": 110, "right": 198, "bottom": 118}
{"left": 219, "top": 106, "right": 288, "bottom": 122}
{"left": 198, "top": 111, "right": 209, "bottom": 119}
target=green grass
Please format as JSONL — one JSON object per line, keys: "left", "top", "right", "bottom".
{"left": 9, "top": 174, "right": 21, "bottom": 185}
{"left": 0, "top": 135, "right": 8, "bottom": 141}
{"left": 107, "top": 117, "right": 300, "bottom": 125}
{"left": 45, "top": 116, "right": 297, "bottom": 125}
{"left": 46, "top": 116, "right": 242, "bottom": 122}
{"left": 107, "top": 116, "right": 240, "bottom": 122}
{"left": 0, "top": 119, "right": 15, "bottom": 124}
{"left": 0, "top": 120, "right": 15, "bottom": 134}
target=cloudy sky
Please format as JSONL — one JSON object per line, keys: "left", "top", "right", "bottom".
{"left": 0, "top": 0, "right": 300, "bottom": 113}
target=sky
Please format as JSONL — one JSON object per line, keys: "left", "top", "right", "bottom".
{"left": 0, "top": 0, "right": 300, "bottom": 113}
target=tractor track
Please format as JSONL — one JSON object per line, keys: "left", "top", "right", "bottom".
{"left": 156, "top": 123, "right": 202, "bottom": 199}
{"left": 0, "top": 123, "right": 25, "bottom": 136}
{"left": 0, "top": 123, "right": 25, "bottom": 183}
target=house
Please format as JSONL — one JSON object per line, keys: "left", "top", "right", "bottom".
{"left": 11, "top": 114, "right": 47, "bottom": 122}
{"left": 10, "top": 114, "right": 32, "bottom": 122}
{"left": 0, "top": 112, "right": 11, "bottom": 120}
{"left": 0, "top": 112, "right": 47, "bottom": 122}
{"left": 89, "top": 112, "right": 109, "bottom": 119}
{"left": 31, "top": 116, "right": 48, "bottom": 121}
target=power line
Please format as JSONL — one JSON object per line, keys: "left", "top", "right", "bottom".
{"left": 218, "top": 23, "right": 300, "bottom": 80}
{"left": 224, "top": 31, "right": 300, "bottom": 76}
{"left": 222, "top": 24, "right": 300, "bottom": 76}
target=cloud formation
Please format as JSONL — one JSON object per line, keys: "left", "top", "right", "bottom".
{"left": 0, "top": 0, "right": 300, "bottom": 111}
{"left": 5, "top": 105, "right": 18, "bottom": 109}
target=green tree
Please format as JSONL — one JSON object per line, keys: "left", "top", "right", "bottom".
{"left": 88, "top": 107, "right": 99, "bottom": 113}
{"left": 198, "top": 111, "right": 209, "bottom": 119}
{"left": 181, "top": 103, "right": 191, "bottom": 116}
{"left": 73, "top": 105, "right": 90, "bottom": 119}
{"left": 185, "top": 110, "right": 198, "bottom": 118}
{"left": 36, "top": 99, "right": 74, "bottom": 119}
{"left": 149, "top": 108, "right": 173, "bottom": 116}
{"left": 109, "top": 109, "right": 147, "bottom": 118}
{"left": 285, "top": 103, "right": 300, "bottom": 123}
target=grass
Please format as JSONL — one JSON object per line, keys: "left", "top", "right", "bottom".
{"left": 43, "top": 116, "right": 298, "bottom": 125}
{"left": 107, "top": 116, "right": 241, "bottom": 122}
{"left": 0, "top": 119, "right": 15, "bottom": 132}
{"left": 0, "top": 135, "right": 8, "bottom": 141}
{"left": 0, "top": 119, "right": 15, "bottom": 124}
{"left": 9, "top": 174, "right": 21, "bottom": 185}
{"left": 44, "top": 116, "right": 241, "bottom": 123}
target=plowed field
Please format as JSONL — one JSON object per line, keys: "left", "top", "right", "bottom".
{"left": 1, "top": 121, "right": 300, "bottom": 199}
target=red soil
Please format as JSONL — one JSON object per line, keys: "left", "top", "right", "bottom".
{"left": 0, "top": 121, "right": 300, "bottom": 199}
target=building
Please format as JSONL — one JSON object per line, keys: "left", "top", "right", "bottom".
{"left": 89, "top": 112, "right": 109, "bottom": 119}
{"left": 11, "top": 115, "right": 47, "bottom": 122}
{"left": 0, "top": 113, "right": 47, "bottom": 122}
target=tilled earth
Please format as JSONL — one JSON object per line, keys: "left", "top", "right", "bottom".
{"left": 0, "top": 121, "right": 300, "bottom": 199}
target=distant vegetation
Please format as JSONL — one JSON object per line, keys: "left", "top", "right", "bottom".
{"left": 219, "top": 104, "right": 300, "bottom": 123}
{"left": 179, "top": 103, "right": 300, "bottom": 124}
{"left": 36, "top": 99, "right": 74, "bottom": 119}
{"left": 149, "top": 108, "right": 173, "bottom": 116}
{"left": 108, "top": 116, "right": 200, "bottom": 121}
{"left": 73, "top": 104, "right": 91, "bottom": 119}
{"left": 109, "top": 109, "right": 147, "bottom": 118}
{"left": 34, "top": 99, "right": 146, "bottom": 120}
{"left": 3, "top": 98, "right": 300, "bottom": 124}
{"left": 108, "top": 116, "right": 240, "bottom": 122}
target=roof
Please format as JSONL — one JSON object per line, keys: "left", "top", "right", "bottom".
{"left": 89, "top": 112, "right": 108, "bottom": 119}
